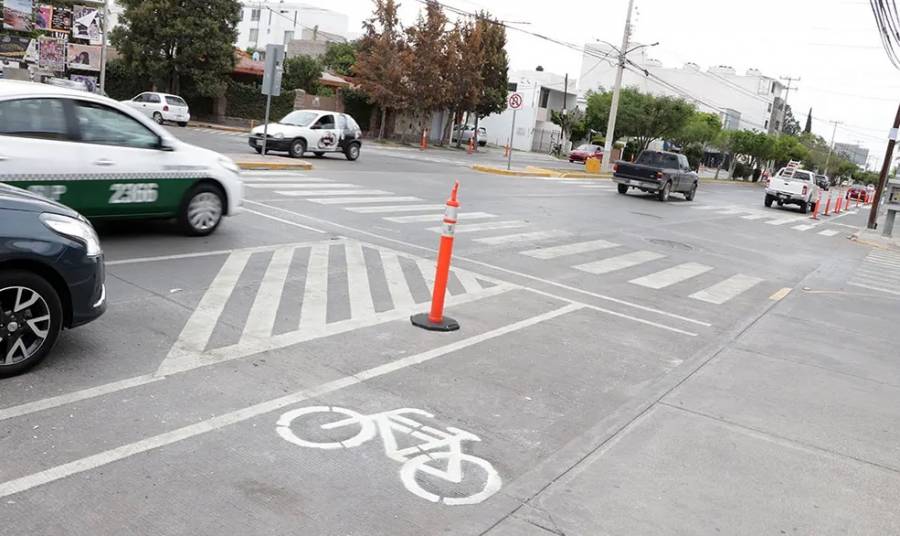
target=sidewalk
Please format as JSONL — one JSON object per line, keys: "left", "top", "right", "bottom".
{"left": 490, "top": 242, "right": 900, "bottom": 534}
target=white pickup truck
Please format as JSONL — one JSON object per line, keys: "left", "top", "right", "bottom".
{"left": 764, "top": 167, "right": 820, "bottom": 214}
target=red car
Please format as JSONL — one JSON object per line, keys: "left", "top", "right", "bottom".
{"left": 846, "top": 185, "right": 868, "bottom": 200}
{"left": 569, "top": 144, "right": 603, "bottom": 163}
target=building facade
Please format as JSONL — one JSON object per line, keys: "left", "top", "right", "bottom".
{"left": 477, "top": 69, "right": 578, "bottom": 152}
{"left": 578, "top": 43, "right": 786, "bottom": 134}
{"left": 236, "top": 2, "right": 347, "bottom": 52}
{"left": 833, "top": 142, "right": 869, "bottom": 167}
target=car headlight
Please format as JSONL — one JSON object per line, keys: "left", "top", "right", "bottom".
{"left": 218, "top": 156, "right": 241, "bottom": 175}
{"left": 40, "top": 213, "right": 102, "bottom": 256}
{"left": 274, "top": 132, "right": 284, "bottom": 139}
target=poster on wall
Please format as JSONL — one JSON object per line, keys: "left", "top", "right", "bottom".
{"left": 34, "top": 4, "right": 52, "bottom": 30}
{"left": 24, "top": 38, "right": 38, "bottom": 62}
{"left": 38, "top": 36, "right": 64, "bottom": 70}
{"left": 66, "top": 43, "right": 100, "bottom": 71}
{"left": 3, "top": 0, "right": 34, "bottom": 32}
{"left": 72, "top": 5, "right": 101, "bottom": 44}
{"left": 50, "top": 6, "right": 71, "bottom": 33}
{"left": 0, "top": 35, "right": 30, "bottom": 58}
{"left": 70, "top": 73, "right": 97, "bottom": 93}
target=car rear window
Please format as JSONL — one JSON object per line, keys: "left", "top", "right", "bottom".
{"left": 637, "top": 152, "right": 679, "bottom": 168}
{"left": 577, "top": 144, "right": 599, "bottom": 151}
{"left": 165, "top": 96, "right": 187, "bottom": 106}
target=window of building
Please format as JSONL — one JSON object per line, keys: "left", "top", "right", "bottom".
{"left": 507, "top": 82, "right": 517, "bottom": 92}
{"left": 771, "top": 81, "right": 775, "bottom": 94}
{"left": 250, "top": 8, "right": 260, "bottom": 21}
{"left": 249, "top": 28, "right": 259, "bottom": 42}
{"left": 539, "top": 87, "right": 550, "bottom": 108}
{"left": 767, "top": 103, "right": 772, "bottom": 113}
{"left": 775, "top": 120, "right": 781, "bottom": 131}
{"left": 765, "top": 119, "right": 769, "bottom": 129}
{"left": 284, "top": 30, "right": 294, "bottom": 43}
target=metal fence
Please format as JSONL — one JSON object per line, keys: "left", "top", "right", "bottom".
{"left": 531, "top": 128, "right": 560, "bottom": 153}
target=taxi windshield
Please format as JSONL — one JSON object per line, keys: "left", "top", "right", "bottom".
{"left": 280, "top": 111, "right": 318, "bottom": 127}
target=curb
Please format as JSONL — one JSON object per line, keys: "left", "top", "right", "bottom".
{"left": 236, "top": 160, "right": 313, "bottom": 171}
{"left": 525, "top": 166, "right": 610, "bottom": 179}
{"left": 471, "top": 164, "right": 554, "bottom": 177}
{"left": 189, "top": 121, "right": 248, "bottom": 133}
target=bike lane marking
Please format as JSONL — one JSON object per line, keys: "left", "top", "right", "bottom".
{"left": 0, "top": 303, "right": 581, "bottom": 500}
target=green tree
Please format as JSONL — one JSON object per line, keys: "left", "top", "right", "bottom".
{"left": 321, "top": 41, "right": 357, "bottom": 76}
{"left": 585, "top": 87, "right": 695, "bottom": 151}
{"left": 405, "top": 0, "right": 449, "bottom": 139}
{"left": 355, "top": 0, "right": 409, "bottom": 139}
{"left": 282, "top": 54, "right": 322, "bottom": 94}
{"left": 782, "top": 104, "right": 801, "bottom": 136}
{"left": 110, "top": 0, "right": 241, "bottom": 97}
{"left": 550, "top": 108, "right": 585, "bottom": 145}
{"left": 673, "top": 111, "right": 721, "bottom": 146}
{"left": 440, "top": 18, "right": 483, "bottom": 145}
{"left": 771, "top": 134, "right": 808, "bottom": 168}
{"left": 474, "top": 12, "right": 509, "bottom": 120}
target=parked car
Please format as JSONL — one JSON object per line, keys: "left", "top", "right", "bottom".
{"left": 613, "top": 150, "right": 699, "bottom": 202}
{"left": 0, "top": 183, "right": 105, "bottom": 377}
{"left": 451, "top": 125, "right": 487, "bottom": 146}
{"left": 248, "top": 109, "right": 363, "bottom": 160}
{"left": 122, "top": 91, "right": 191, "bottom": 126}
{"left": 764, "top": 166, "right": 819, "bottom": 213}
{"left": 0, "top": 80, "right": 243, "bottom": 236}
{"left": 568, "top": 144, "right": 603, "bottom": 163}
{"left": 846, "top": 184, "right": 868, "bottom": 200}
{"left": 815, "top": 174, "right": 830, "bottom": 190}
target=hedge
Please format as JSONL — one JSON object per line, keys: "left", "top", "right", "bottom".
{"left": 225, "top": 80, "right": 296, "bottom": 122}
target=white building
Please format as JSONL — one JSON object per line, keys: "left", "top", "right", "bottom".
{"left": 578, "top": 43, "right": 786, "bottom": 134}
{"left": 833, "top": 142, "right": 869, "bottom": 167}
{"left": 236, "top": 2, "right": 348, "bottom": 52}
{"left": 478, "top": 69, "right": 578, "bottom": 152}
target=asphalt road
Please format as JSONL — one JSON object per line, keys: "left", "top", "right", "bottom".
{"left": 2, "top": 127, "right": 899, "bottom": 535}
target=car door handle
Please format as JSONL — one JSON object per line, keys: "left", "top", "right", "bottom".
{"left": 93, "top": 159, "right": 115, "bottom": 166}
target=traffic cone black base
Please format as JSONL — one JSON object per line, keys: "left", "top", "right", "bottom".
{"left": 410, "top": 313, "right": 459, "bottom": 332}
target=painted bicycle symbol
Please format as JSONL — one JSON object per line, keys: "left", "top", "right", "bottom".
{"left": 276, "top": 406, "right": 502, "bottom": 505}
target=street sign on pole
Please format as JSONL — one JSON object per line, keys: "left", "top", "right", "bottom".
{"left": 507, "top": 93, "right": 523, "bottom": 170}
{"left": 261, "top": 44, "right": 285, "bottom": 157}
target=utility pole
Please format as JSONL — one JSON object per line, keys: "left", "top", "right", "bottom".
{"left": 868, "top": 102, "right": 900, "bottom": 229}
{"left": 779, "top": 76, "right": 800, "bottom": 133}
{"left": 823, "top": 120, "right": 842, "bottom": 176}
{"left": 562, "top": 72, "right": 568, "bottom": 153}
{"left": 600, "top": 0, "right": 635, "bottom": 173}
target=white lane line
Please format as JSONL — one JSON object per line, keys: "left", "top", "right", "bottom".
{"left": 379, "top": 251, "right": 415, "bottom": 310}
{"left": 345, "top": 241, "right": 375, "bottom": 320}
{"left": 740, "top": 213, "right": 770, "bottom": 220}
{"left": 416, "top": 258, "right": 437, "bottom": 288}
{"left": 453, "top": 269, "right": 484, "bottom": 294}
{"left": 346, "top": 204, "right": 446, "bottom": 214}
{"left": 792, "top": 224, "right": 815, "bottom": 231}
{"left": 276, "top": 189, "right": 393, "bottom": 197}
{"left": 245, "top": 183, "right": 353, "bottom": 189}
{"left": 629, "top": 262, "right": 713, "bottom": 289}
{"left": 474, "top": 230, "right": 571, "bottom": 245}
{"left": 578, "top": 185, "right": 614, "bottom": 189}
{"left": 168, "top": 251, "right": 251, "bottom": 355}
{"left": 242, "top": 247, "right": 295, "bottom": 339}
{"left": 689, "top": 274, "right": 763, "bottom": 304}
{"left": 689, "top": 205, "right": 720, "bottom": 210}
{"left": 241, "top": 177, "right": 333, "bottom": 183}
{"left": 817, "top": 229, "right": 840, "bottom": 237}
{"left": 765, "top": 217, "right": 804, "bottom": 226}
{"left": 715, "top": 208, "right": 747, "bottom": 215}
{"left": 0, "top": 375, "right": 161, "bottom": 423}
{"left": 299, "top": 243, "right": 330, "bottom": 330}
{"left": 574, "top": 251, "right": 666, "bottom": 275}
{"left": 243, "top": 209, "right": 328, "bottom": 234}
{"left": 520, "top": 239, "right": 620, "bottom": 260}
{"left": 384, "top": 212, "right": 497, "bottom": 223}
{"left": 848, "top": 281, "right": 900, "bottom": 296}
{"left": 0, "top": 304, "right": 581, "bottom": 501}
{"left": 310, "top": 196, "right": 422, "bottom": 205}
{"left": 427, "top": 220, "right": 528, "bottom": 234}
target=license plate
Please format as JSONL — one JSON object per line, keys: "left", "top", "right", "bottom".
{"left": 629, "top": 180, "right": 642, "bottom": 186}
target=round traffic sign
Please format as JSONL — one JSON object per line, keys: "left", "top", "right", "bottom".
{"left": 508, "top": 92, "right": 523, "bottom": 110}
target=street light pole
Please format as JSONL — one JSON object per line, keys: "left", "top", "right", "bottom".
{"left": 98, "top": 0, "right": 109, "bottom": 94}
{"left": 601, "top": 0, "right": 635, "bottom": 173}
{"left": 823, "top": 120, "right": 842, "bottom": 176}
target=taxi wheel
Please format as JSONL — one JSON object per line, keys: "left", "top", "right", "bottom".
{"left": 0, "top": 271, "right": 62, "bottom": 377}
{"left": 179, "top": 183, "right": 224, "bottom": 236}
{"left": 289, "top": 139, "right": 307, "bottom": 158}
{"left": 177, "top": 122, "right": 188, "bottom": 127}
{"left": 345, "top": 143, "right": 360, "bottom": 161}
{"left": 254, "top": 147, "right": 263, "bottom": 154}
{"left": 153, "top": 112, "right": 164, "bottom": 124}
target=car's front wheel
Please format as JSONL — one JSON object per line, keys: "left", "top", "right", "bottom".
{"left": 764, "top": 194, "right": 774, "bottom": 207}
{"left": 685, "top": 182, "right": 698, "bottom": 201}
{"left": 289, "top": 138, "right": 307, "bottom": 158}
{"left": 345, "top": 142, "right": 360, "bottom": 161}
{"left": 179, "top": 183, "right": 225, "bottom": 236}
{"left": 0, "top": 271, "right": 63, "bottom": 377}
{"left": 177, "top": 121, "right": 188, "bottom": 127}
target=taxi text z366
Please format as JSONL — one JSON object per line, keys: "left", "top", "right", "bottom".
{"left": 108, "top": 183, "right": 159, "bottom": 204}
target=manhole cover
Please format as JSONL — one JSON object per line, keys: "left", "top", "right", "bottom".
{"left": 647, "top": 238, "right": 694, "bottom": 251}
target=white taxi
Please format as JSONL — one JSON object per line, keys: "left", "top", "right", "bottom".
{"left": 249, "top": 109, "right": 363, "bottom": 160}
{"left": 0, "top": 80, "right": 242, "bottom": 236}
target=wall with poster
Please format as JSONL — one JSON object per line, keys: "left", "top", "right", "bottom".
{"left": 0, "top": 0, "right": 103, "bottom": 92}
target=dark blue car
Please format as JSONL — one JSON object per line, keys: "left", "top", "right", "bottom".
{"left": 0, "top": 183, "right": 105, "bottom": 376}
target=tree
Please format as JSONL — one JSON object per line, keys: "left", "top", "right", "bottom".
{"left": 550, "top": 108, "right": 585, "bottom": 144}
{"left": 110, "top": 0, "right": 241, "bottom": 97}
{"left": 404, "top": 0, "right": 449, "bottom": 139}
{"left": 355, "top": 0, "right": 409, "bottom": 139}
{"left": 673, "top": 111, "right": 721, "bottom": 146}
{"left": 804, "top": 107, "right": 812, "bottom": 133}
{"left": 771, "top": 134, "right": 808, "bottom": 168}
{"left": 440, "top": 18, "right": 483, "bottom": 145}
{"left": 282, "top": 55, "right": 322, "bottom": 94}
{"left": 474, "top": 12, "right": 509, "bottom": 120}
{"left": 584, "top": 87, "right": 695, "bottom": 151}
{"left": 782, "top": 104, "right": 801, "bottom": 136}
{"left": 321, "top": 41, "right": 357, "bottom": 76}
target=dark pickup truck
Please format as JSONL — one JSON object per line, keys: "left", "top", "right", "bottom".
{"left": 613, "top": 150, "right": 699, "bottom": 202}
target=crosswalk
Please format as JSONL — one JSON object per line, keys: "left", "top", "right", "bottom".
{"left": 158, "top": 239, "right": 514, "bottom": 376}
{"left": 688, "top": 203, "right": 857, "bottom": 236}
{"left": 847, "top": 249, "right": 900, "bottom": 296}
{"left": 188, "top": 126, "right": 247, "bottom": 137}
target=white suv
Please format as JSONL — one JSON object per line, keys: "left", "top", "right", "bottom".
{"left": 122, "top": 92, "right": 191, "bottom": 126}
{"left": 764, "top": 167, "right": 820, "bottom": 214}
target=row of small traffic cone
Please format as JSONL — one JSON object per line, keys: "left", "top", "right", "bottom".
{"left": 810, "top": 188, "right": 871, "bottom": 220}
{"left": 420, "top": 128, "right": 480, "bottom": 155}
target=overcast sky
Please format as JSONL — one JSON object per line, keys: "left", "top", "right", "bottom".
{"left": 318, "top": 0, "right": 897, "bottom": 167}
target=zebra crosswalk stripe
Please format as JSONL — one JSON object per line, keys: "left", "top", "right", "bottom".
{"left": 384, "top": 212, "right": 496, "bottom": 223}
{"left": 817, "top": 229, "right": 839, "bottom": 236}
{"left": 574, "top": 251, "right": 665, "bottom": 275}
{"left": 310, "top": 196, "right": 422, "bottom": 204}
{"left": 245, "top": 183, "right": 358, "bottom": 189}
{"left": 520, "top": 239, "right": 620, "bottom": 259}
{"left": 345, "top": 241, "right": 376, "bottom": 320}
{"left": 243, "top": 247, "right": 295, "bottom": 339}
{"left": 629, "top": 262, "right": 713, "bottom": 289}
{"left": 347, "top": 204, "right": 446, "bottom": 214}
{"left": 474, "top": 230, "right": 570, "bottom": 245}
{"left": 689, "top": 274, "right": 762, "bottom": 304}
{"left": 275, "top": 189, "right": 392, "bottom": 197}
{"left": 379, "top": 250, "right": 416, "bottom": 309}
{"left": 427, "top": 220, "right": 528, "bottom": 234}
{"left": 299, "top": 243, "right": 330, "bottom": 330}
